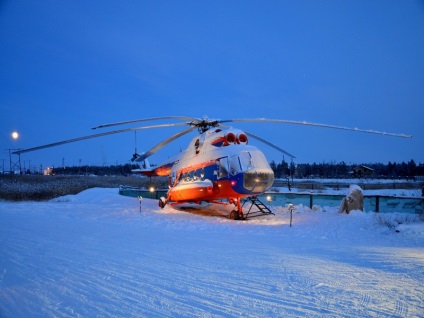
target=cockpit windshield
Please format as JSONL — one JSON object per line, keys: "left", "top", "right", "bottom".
{"left": 242, "top": 151, "right": 271, "bottom": 170}
{"left": 218, "top": 151, "right": 272, "bottom": 178}
{"left": 217, "top": 151, "right": 274, "bottom": 193}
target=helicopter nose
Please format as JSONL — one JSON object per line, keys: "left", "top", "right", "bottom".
{"left": 243, "top": 169, "right": 274, "bottom": 193}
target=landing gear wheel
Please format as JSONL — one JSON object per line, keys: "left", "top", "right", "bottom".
{"left": 238, "top": 212, "right": 244, "bottom": 220}
{"left": 158, "top": 197, "right": 167, "bottom": 209}
{"left": 229, "top": 210, "right": 239, "bottom": 220}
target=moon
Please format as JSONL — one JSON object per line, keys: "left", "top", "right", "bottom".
{"left": 11, "top": 131, "right": 19, "bottom": 139}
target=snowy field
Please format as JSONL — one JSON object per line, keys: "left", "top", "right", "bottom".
{"left": 1, "top": 188, "right": 423, "bottom": 317}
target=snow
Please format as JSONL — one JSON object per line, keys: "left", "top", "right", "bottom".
{"left": 1, "top": 188, "right": 423, "bottom": 317}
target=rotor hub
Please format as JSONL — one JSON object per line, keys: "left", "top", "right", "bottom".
{"left": 188, "top": 117, "right": 221, "bottom": 133}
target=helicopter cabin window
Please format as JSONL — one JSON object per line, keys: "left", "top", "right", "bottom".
{"left": 170, "top": 172, "right": 176, "bottom": 186}
{"left": 229, "top": 155, "right": 242, "bottom": 175}
{"left": 218, "top": 157, "right": 229, "bottom": 178}
{"left": 183, "top": 172, "right": 190, "bottom": 182}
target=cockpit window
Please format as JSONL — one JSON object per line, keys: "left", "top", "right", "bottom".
{"left": 229, "top": 155, "right": 242, "bottom": 175}
{"left": 250, "top": 151, "right": 271, "bottom": 169}
{"left": 239, "top": 151, "right": 253, "bottom": 171}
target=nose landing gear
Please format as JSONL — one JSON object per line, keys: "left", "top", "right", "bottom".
{"left": 229, "top": 210, "right": 244, "bottom": 220}
{"left": 229, "top": 199, "right": 244, "bottom": 220}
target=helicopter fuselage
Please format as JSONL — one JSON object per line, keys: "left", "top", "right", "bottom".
{"left": 147, "top": 127, "right": 275, "bottom": 207}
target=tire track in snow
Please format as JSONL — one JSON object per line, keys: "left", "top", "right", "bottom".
{"left": 274, "top": 248, "right": 424, "bottom": 317}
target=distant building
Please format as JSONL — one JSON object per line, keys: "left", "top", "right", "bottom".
{"left": 352, "top": 165, "right": 374, "bottom": 178}
{"left": 43, "top": 167, "right": 54, "bottom": 176}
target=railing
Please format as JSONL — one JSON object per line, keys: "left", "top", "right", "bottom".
{"left": 119, "top": 187, "right": 424, "bottom": 214}
{"left": 259, "top": 192, "right": 423, "bottom": 214}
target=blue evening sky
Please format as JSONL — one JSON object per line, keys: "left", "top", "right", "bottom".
{"left": 1, "top": 0, "right": 423, "bottom": 171}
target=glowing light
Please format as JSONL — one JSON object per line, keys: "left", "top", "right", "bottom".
{"left": 11, "top": 131, "right": 19, "bottom": 140}
{"left": 230, "top": 180, "right": 236, "bottom": 186}
{"left": 149, "top": 186, "right": 155, "bottom": 192}
{"left": 266, "top": 195, "right": 272, "bottom": 202}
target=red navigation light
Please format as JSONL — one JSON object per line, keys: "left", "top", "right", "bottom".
{"left": 230, "top": 180, "right": 236, "bottom": 187}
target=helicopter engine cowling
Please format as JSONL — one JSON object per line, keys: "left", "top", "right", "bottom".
{"left": 237, "top": 133, "right": 248, "bottom": 144}
{"left": 224, "top": 132, "right": 237, "bottom": 145}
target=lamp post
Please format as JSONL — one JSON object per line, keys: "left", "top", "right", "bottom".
{"left": 288, "top": 203, "right": 294, "bottom": 227}
{"left": 138, "top": 196, "right": 143, "bottom": 214}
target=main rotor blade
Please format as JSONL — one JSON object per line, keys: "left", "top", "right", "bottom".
{"left": 220, "top": 118, "right": 412, "bottom": 138}
{"left": 92, "top": 116, "right": 199, "bottom": 130}
{"left": 135, "top": 127, "right": 197, "bottom": 162}
{"left": 244, "top": 131, "right": 296, "bottom": 159}
{"left": 13, "top": 123, "right": 188, "bottom": 155}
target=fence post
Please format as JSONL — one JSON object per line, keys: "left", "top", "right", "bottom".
{"left": 376, "top": 196, "right": 380, "bottom": 212}
{"left": 309, "top": 194, "right": 313, "bottom": 209}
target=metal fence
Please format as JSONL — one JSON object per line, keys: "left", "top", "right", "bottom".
{"left": 259, "top": 192, "right": 423, "bottom": 214}
{"left": 119, "top": 187, "right": 424, "bottom": 214}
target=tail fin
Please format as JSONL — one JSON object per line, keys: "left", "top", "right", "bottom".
{"left": 131, "top": 153, "right": 176, "bottom": 177}
{"left": 131, "top": 153, "right": 152, "bottom": 175}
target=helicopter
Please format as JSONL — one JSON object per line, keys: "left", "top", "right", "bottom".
{"left": 14, "top": 116, "right": 411, "bottom": 220}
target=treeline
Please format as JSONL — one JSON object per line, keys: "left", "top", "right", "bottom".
{"left": 270, "top": 159, "right": 423, "bottom": 179}
{"left": 51, "top": 160, "right": 423, "bottom": 179}
{"left": 52, "top": 164, "right": 139, "bottom": 176}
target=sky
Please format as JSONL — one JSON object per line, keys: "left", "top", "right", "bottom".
{"left": 1, "top": 0, "right": 423, "bottom": 172}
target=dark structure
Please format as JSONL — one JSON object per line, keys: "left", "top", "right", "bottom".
{"left": 352, "top": 165, "right": 374, "bottom": 178}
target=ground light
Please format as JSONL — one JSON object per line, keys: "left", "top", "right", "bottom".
{"left": 149, "top": 186, "right": 155, "bottom": 199}
{"left": 266, "top": 195, "right": 272, "bottom": 209}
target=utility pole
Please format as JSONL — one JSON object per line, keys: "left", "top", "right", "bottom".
{"left": 6, "top": 149, "right": 21, "bottom": 174}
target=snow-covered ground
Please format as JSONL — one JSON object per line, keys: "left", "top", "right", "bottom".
{"left": 1, "top": 188, "right": 423, "bottom": 317}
